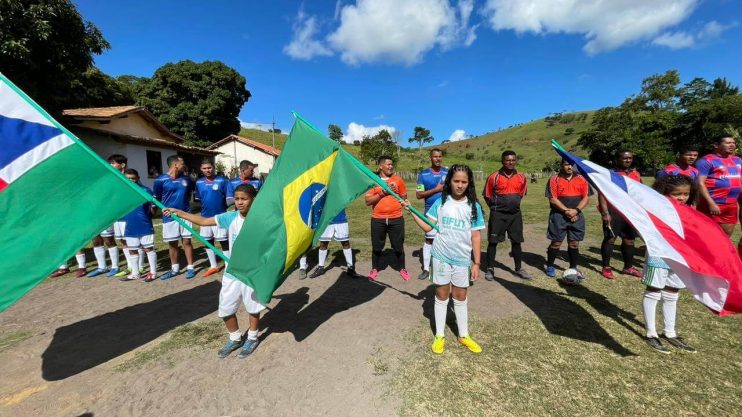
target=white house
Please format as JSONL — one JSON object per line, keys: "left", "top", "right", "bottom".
{"left": 62, "top": 106, "right": 218, "bottom": 187}
{"left": 207, "top": 134, "right": 281, "bottom": 178}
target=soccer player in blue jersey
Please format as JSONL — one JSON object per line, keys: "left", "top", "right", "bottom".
{"left": 298, "top": 209, "right": 359, "bottom": 279}
{"left": 196, "top": 159, "right": 230, "bottom": 277}
{"left": 227, "top": 160, "right": 263, "bottom": 205}
{"left": 119, "top": 169, "right": 158, "bottom": 282}
{"left": 154, "top": 155, "right": 196, "bottom": 280}
{"left": 415, "top": 148, "right": 448, "bottom": 280}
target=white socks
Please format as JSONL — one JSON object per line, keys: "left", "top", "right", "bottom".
{"left": 206, "top": 248, "right": 218, "bottom": 269}
{"left": 318, "top": 249, "right": 328, "bottom": 268}
{"left": 229, "top": 330, "right": 242, "bottom": 342}
{"left": 453, "top": 298, "right": 469, "bottom": 338}
{"left": 423, "top": 243, "right": 432, "bottom": 271}
{"left": 122, "top": 249, "right": 133, "bottom": 271}
{"left": 642, "top": 290, "right": 661, "bottom": 338}
{"left": 147, "top": 251, "right": 157, "bottom": 275}
{"left": 108, "top": 247, "right": 119, "bottom": 270}
{"left": 138, "top": 248, "right": 145, "bottom": 270}
{"left": 172, "top": 264, "right": 180, "bottom": 273}
{"left": 299, "top": 256, "right": 307, "bottom": 270}
{"left": 661, "top": 290, "right": 679, "bottom": 338}
{"left": 75, "top": 253, "right": 86, "bottom": 269}
{"left": 93, "top": 246, "right": 106, "bottom": 269}
{"left": 343, "top": 248, "right": 353, "bottom": 267}
{"left": 247, "top": 329, "right": 259, "bottom": 341}
{"left": 434, "top": 297, "right": 448, "bottom": 337}
{"left": 128, "top": 252, "right": 140, "bottom": 278}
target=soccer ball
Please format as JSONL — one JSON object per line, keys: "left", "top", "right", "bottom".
{"left": 561, "top": 268, "right": 585, "bottom": 285}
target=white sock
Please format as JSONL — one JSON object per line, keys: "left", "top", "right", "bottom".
{"left": 434, "top": 297, "right": 448, "bottom": 337}
{"left": 299, "top": 256, "right": 307, "bottom": 270}
{"left": 423, "top": 243, "right": 432, "bottom": 271}
{"left": 247, "top": 329, "right": 259, "bottom": 341}
{"left": 642, "top": 291, "right": 661, "bottom": 338}
{"left": 108, "top": 247, "right": 119, "bottom": 269}
{"left": 343, "top": 248, "right": 353, "bottom": 267}
{"left": 453, "top": 298, "right": 469, "bottom": 338}
{"left": 123, "top": 249, "right": 133, "bottom": 271}
{"left": 59, "top": 263, "right": 68, "bottom": 269}
{"left": 147, "top": 251, "right": 157, "bottom": 275}
{"left": 75, "top": 253, "right": 86, "bottom": 269}
{"left": 93, "top": 246, "right": 106, "bottom": 269}
{"left": 172, "top": 263, "right": 180, "bottom": 272}
{"left": 186, "top": 264, "right": 194, "bottom": 271}
{"left": 206, "top": 248, "right": 218, "bottom": 269}
{"left": 661, "top": 290, "right": 679, "bottom": 338}
{"left": 318, "top": 249, "right": 328, "bottom": 268}
{"left": 229, "top": 330, "right": 242, "bottom": 342}
{"left": 129, "top": 254, "right": 140, "bottom": 278}
{"left": 138, "top": 248, "right": 145, "bottom": 270}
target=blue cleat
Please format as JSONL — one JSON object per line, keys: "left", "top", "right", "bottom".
{"left": 106, "top": 268, "right": 120, "bottom": 277}
{"left": 545, "top": 265, "right": 557, "bottom": 278}
{"left": 217, "top": 338, "right": 244, "bottom": 358}
{"left": 87, "top": 268, "right": 109, "bottom": 278}
{"left": 238, "top": 338, "right": 260, "bottom": 359}
{"left": 159, "top": 270, "right": 181, "bottom": 280}
{"left": 185, "top": 268, "right": 197, "bottom": 279}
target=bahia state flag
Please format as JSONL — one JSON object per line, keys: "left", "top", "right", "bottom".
{"left": 0, "top": 74, "right": 149, "bottom": 312}
{"left": 227, "top": 113, "right": 376, "bottom": 303}
{"left": 552, "top": 141, "right": 742, "bottom": 316}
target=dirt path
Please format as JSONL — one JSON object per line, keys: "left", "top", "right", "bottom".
{"left": 0, "top": 226, "right": 556, "bottom": 417}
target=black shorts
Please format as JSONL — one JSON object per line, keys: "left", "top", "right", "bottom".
{"left": 604, "top": 208, "right": 638, "bottom": 239}
{"left": 488, "top": 210, "right": 524, "bottom": 243}
{"left": 370, "top": 217, "right": 405, "bottom": 252}
{"left": 547, "top": 211, "right": 586, "bottom": 242}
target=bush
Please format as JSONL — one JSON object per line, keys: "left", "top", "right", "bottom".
{"left": 465, "top": 153, "right": 475, "bottom": 160}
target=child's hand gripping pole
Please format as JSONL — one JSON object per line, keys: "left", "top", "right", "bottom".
{"left": 156, "top": 204, "right": 231, "bottom": 263}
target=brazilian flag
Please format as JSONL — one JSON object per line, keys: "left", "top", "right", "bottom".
{"left": 227, "top": 113, "right": 377, "bottom": 303}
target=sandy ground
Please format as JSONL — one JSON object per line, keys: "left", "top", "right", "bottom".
{"left": 0, "top": 227, "right": 552, "bottom": 417}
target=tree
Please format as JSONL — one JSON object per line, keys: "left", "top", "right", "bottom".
{"left": 710, "top": 77, "right": 740, "bottom": 99}
{"left": 360, "top": 129, "right": 397, "bottom": 164}
{"left": 0, "top": 0, "right": 112, "bottom": 115}
{"left": 66, "top": 68, "right": 134, "bottom": 108}
{"left": 328, "top": 124, "right": 343, "bottom": 142}
{"left": 408, "top": 126, "right": 434, "bottom": 150}
{"left": 134, "top": 60, "right": 251, "bottom": 146}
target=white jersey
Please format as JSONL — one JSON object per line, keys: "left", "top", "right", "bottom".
{"left": 426, "top": 197, "right": 485, "bottom": 267}
{"left": 215, "top": 211, "right": 245, "bottom": 278}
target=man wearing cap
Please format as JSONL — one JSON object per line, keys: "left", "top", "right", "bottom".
{"left": 227, "top": 160, "right": 263, "bottom": 205}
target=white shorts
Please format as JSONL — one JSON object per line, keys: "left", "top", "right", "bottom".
{"left": 430, "top": 257, "right": 470, "bottom": 288}
{"left": 641, "top": 265, "right": 685, "bottom": 290}
{"left": 200, "top": 225, "right": 228, "bottom": 241}
{"left": 162, "top": 220, "right": 193, "bottom": 242}
{"left": 424, "top": 228, "right": 438, "bottom": 240}
{"left": 319, "top": 222, "right": 350, "bottom": 242}
{"left": 218, "top": 275, "right": 266, "bottom": 317}
{"left": 125, "top": 235, "right": 154, "bottom": 249}
{"left": 100, "top": 221, "right": 126, "bottom": 239}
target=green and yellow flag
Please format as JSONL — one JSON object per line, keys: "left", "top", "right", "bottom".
{"left": 226, "top": 113, "right": 377, "bottom": 303}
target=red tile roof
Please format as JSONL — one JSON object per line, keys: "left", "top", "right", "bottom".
{"left": 207, "top": 134, "right": 281, "bottom": 156}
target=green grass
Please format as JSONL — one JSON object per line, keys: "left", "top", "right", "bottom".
{"left": 0, "top": 331, "right": 32, "bottom": 352}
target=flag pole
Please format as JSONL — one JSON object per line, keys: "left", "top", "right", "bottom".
{"left": 0, "top": 72, "right": 230, "bottom": 263}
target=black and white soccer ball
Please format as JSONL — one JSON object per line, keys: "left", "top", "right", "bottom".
{"left": 561, "top": 268, "right": 585, "bottom": 285}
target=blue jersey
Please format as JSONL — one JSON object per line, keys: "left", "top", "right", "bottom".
{"left": 417, "top": 167, "right": 449, "bottom": 211}
{"left": 227, "top": 177, "right": 263, "bottom": 199}
{"left": 153, "top": 174, "right": 194, "bottom": 223}
{"left": 122, "top": 186, "right": 154, "bottom": 237}
{"left": 330, "top": 209, "right": 347, "bottom": 225}
{"left": 195, "top": 176, "right": 228, "bottom": 217}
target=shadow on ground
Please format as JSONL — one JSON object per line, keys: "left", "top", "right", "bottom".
{"left": 42, "top": 281, "right": 219, "bottom": 381}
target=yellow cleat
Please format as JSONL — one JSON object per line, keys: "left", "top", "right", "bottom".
{"left": 432, "top": 336, "right": 445, "bottom": 354}
{"left": 458, "top": 336, "right": 482, "bottom": 353}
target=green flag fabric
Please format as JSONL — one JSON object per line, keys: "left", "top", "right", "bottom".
{"left": 226, "top": 114, "right": 376, "bottom": 303}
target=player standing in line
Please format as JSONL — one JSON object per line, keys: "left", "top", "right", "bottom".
{"left": 656, "top": 146, "right": 699, "bottom": 180}
{"left": 415, "top": 148, "right": 448, "bottom": 280}
{"left": 155, "top": 155, "right": 197, "bottom": 280}
{"left": 227, "top": 160, "right": 262, "bottom": 205}
{"left": 298, "top": 209, "right": 359, "bottom": 279}
{"left": 119, "top": 169, "right": 158, "bottom": 282}
{"left": 196, "top": 159, "right": 230, "bottom": 277}
{"left": 165, "top": 184, "right": 264, "bottom": 359}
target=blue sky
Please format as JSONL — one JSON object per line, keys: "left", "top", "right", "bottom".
{"left": 75, "top": 0, "right": 741, "bottom": 145}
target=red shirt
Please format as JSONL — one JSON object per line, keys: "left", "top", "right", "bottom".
{"left": 483, "top": 170, "right": 527, "bottom": 213}
{"left": 367, "top": 176, "right": 407, "bottom": 219}
{"left": 545, "top": 174, "right": 591, "bottom": 209}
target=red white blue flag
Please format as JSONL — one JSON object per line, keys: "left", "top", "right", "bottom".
{"left": 552, "top": 141, "right": 742, "bottom": 316}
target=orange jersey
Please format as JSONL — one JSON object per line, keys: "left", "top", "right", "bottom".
{"left": 367, "top": 176, "right": 407, "bottom": 219}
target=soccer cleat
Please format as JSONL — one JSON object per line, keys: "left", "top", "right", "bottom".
{"left": 431, "top": 336, "right": 445, "bottom": 354}
{"left": 484, "top": 268, "right": 495, "bottom": 281}
{"left": 622, "top": 266, "right": 642, "bottom": 278}
{"left": 645, "top": 337, "right": 671, "bottom": 354}
{"left": 368, "top": 269, "right": 379, "bottom": 281}
{"left": 515, "top": 269, "right": 532, "bottom": 280}
{"left": 346, "top": 266, "right": 360, "bottom": 278}
{"left": 458, "top": 336, "right": 482, "bottom": 353}
{"left": 299, "top": 269, "right": 308, "bottom": 280}
{"left": 309, "top": 266, "right": 326, "bottom": 279}
{"left": 106, "top": 268, "right": 120, "bottom": 277}
{"left": 601, "top": 267, "right": 615, "bottom": 279}
{"left": 217, "top": 338, "right": 244, "bottom": 358}
{"left": 203, "top": 267, "right": 221, "bottom": 278}
{"left": 119, "top": 274, "right": 139, "bottom": 282}
{"left": 142, "top": 272, "right": 157, "bottom": 282}
{"left": 159, "top": 270, "right": 181, "bottom": 280}
{"left": 50, "top": 268, "right": 70, "bottom": 278}
{"left": 545, "top": 265, "right": 557, "bottom": 278}
{"left": 662, "top": 335, "right": 697, "bottom": 353}
{"left": 87, "top": 268, "right": 108, "bottom": 278}
{"left": 75, "top": 268, "right": 88, "bottom": 278}
{"left": 238, "top": 338, "right": 260, "bottom": 359}
{"left": 418, "top": 270, "right": 430, "bottom": 280}
{"left": 400, "top": 269, "right": 411, "bottom": 280}
{"left": 114, "top": 268, "right": 130, "bottom": 278}
{"left": 185, "top": 269, "right": 197, "bottom": 279}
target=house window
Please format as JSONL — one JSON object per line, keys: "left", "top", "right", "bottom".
{"left": 146, "top": 150, "right": 162, "bottom": 178}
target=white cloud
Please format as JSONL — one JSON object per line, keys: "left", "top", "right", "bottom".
{"left": 283, "top": 10, "right": 334, "bottom": 60}
{"left": 482, "top": 0, "right": 700, "bottom": 54}
{"left": 342, "top": 122, "right": 398, "bottom": 143}
{"left": 652, "top": 20, "right": 737, "bottom": 50}
{"left": 447, "top": 129, "right": 467, "bottom": 142}
{"left": 652, "top": 31, "right": 695, "bottom": 49}
{"left": 328, "top": 0, "right": 477, "bottom": 65}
